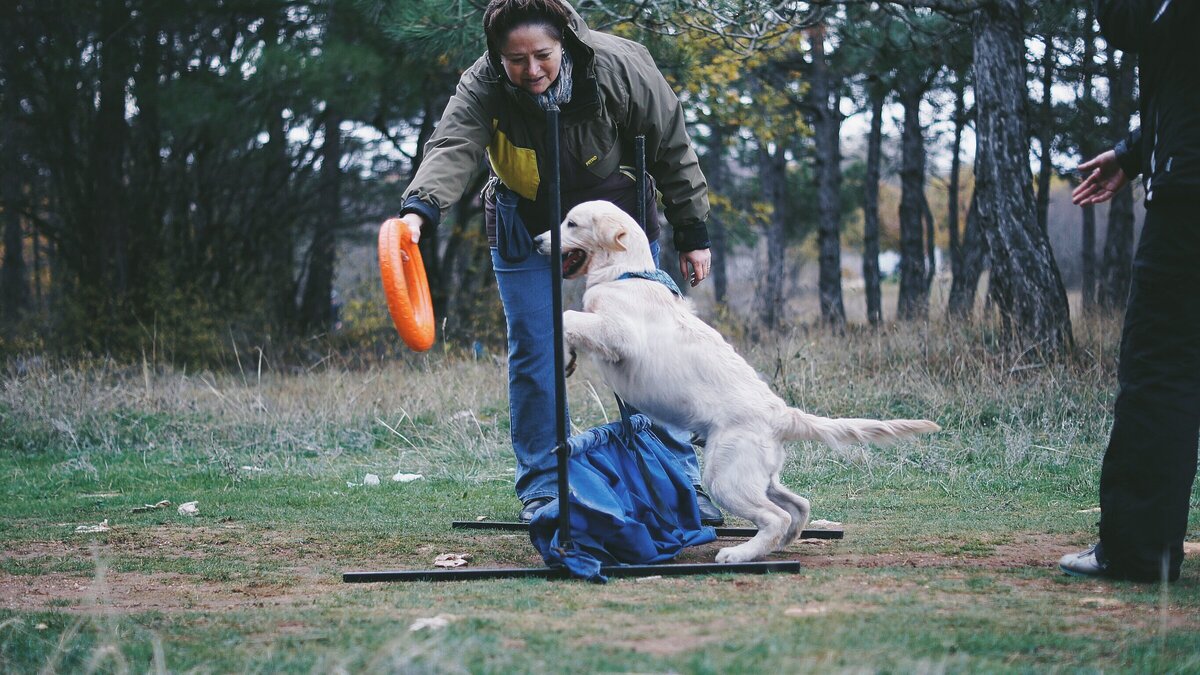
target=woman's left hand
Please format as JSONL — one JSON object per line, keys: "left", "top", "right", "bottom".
{"left": 679, "top": 249, "right": 712, "bottom": 287}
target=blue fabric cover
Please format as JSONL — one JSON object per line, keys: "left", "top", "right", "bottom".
{"left": 528, "top": 413, "right": 717, "bottom": 582}
{"left": 494, "top": 183, "right": 535, "bottom": 263}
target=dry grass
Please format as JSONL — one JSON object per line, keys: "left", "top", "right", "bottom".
{"left": 6, "top": 311, "right": 1198, "bottom": 673}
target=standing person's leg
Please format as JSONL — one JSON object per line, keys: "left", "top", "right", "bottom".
{"left": 1063, "top": 197, "right": 1200, "bottom": 581}
{"left": 1098, "top": 197, "right": 1200, "bottom": 581}
{"left": 492, "top": 247, "right": 561, "bottom": 519}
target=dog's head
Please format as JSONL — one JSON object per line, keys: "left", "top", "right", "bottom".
{"left": 534, "top": 200, "right": 653, "bottom": 281}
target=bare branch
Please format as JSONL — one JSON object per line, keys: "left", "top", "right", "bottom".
{"left": 818, "top": 0, "right": 989, "bottom": 13}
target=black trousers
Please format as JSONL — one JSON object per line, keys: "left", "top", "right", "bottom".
{"left": 1099, "top": 195, "right": 1199, "bottom": 582}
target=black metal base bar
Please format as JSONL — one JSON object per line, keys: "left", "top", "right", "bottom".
{"left": 450, "top": 521, "right": 844, "bottom": 540}
{"left": 343, "top": 560, "right": 802, "bottom": 583}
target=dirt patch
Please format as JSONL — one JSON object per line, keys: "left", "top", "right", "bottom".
{"left": 790, "top": 532, "right": 1079, "bottom": 573}
{"left": 0, "top": 569, "right": 343, "bottom": 614}
{"left": 2, "top": 529, "right": 1193, "bottom": 615}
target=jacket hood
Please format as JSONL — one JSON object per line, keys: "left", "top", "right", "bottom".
{"left": 485, "top": 0, "right": 596, "bottom": 87}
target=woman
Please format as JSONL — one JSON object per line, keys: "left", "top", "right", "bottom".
{"left": 397, "top": 0, "right": 722, "bottom": 524}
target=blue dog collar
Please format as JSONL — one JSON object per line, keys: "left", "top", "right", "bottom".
{"left": 617, "top": 270, "right": 682, "bottom": 297}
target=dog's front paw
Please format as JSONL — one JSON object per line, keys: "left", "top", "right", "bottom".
{"left": 716, "top": 544, "right": 764, "bottom": 564}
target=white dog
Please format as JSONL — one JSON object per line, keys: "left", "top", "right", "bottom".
{"left": 535, "top": 200, "right": 940, "bottom": 563}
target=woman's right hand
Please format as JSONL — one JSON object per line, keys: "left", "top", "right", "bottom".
{"left": 400, "top": 213, "right": 425, "bottom": 244}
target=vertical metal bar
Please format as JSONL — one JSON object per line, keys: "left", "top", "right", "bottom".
{"left": 546, "top": 107, "right": 571, "bottom": 547}
{"left": 635, "top": 135, "right": 647, "bottom": 230}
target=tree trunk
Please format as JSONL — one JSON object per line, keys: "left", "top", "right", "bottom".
{"left": 862, "top": 86, "right": 885, "bottom": 327}
{"left": 1099, "top": 45, "right": 1136, "bottom": 310}
{"left": 1079, "top": 3, "right": 1098, "bottom": 312}
{"left": 299, "top": 110, "right": 341, "bottom": 333}
{"left": 811, "top": 26, "right": 845, "bottom": 330}
{"left": 410, "top": 91, "right": 440, "bottom": 182}
{"left": 436, "top": 168, "right": 486, "bottom": 325}
{"left": 758, "top": 142, "right": 787, "bottom": 331}
{"left": 1035, "top": 37, "right": 1054, "bottom": 234}
{"left": 703, "top": 125, "right": 729, "bottom": 305}
{"left": 948, "top": 193, "right": 987, "bottom": 318}
{"left": 1, "top": 88, "right": 27, "bottom": 324}
{"left": 260, "top": 10, "right": 298, "bottom": 331}
{"left": 971, "top": 0, "right": 1073, "bottom": 355}
{"left": 896, "top": 78, "right": 928, "bottom": 320}
{"left": 947, "top": 76, "right": 966, "bottom": 277}
{"left": 91, "top": 0, "right": 133, "bottom": 306}
{"left": 922, "top": 192, "right": 936, "bottom": 288}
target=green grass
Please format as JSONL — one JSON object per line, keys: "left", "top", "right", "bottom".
{"left": 2, "top": 318, "right": 1199, "bottom": 673}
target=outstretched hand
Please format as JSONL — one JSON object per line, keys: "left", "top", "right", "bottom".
{"left": 1071, "top": 150, "right": 1130, "bottom": 206}
{"left": 679, "top": 249, "right": 712, "bottom": 288}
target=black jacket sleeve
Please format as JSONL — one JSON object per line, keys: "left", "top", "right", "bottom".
{"left": 1113, "top": 128, "right": 1143, "bottom": 179}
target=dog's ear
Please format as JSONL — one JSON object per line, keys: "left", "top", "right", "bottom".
{"left": 595, "top": 210, "right": 629, "bottom": 251}
{"left": 614, "top": 228, "right": 628, "bottom": 251}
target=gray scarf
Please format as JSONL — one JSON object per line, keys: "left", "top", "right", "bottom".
{"left": 533, "top": 47, "right": 573, "bottom": 111}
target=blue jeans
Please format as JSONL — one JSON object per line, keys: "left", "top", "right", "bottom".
{"left": 491, "top": 240, "right": 702, "bottom": 503}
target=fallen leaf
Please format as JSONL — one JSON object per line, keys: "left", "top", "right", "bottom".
{"left": 391, "top": 472, "right": 424, "bottom": 483}
{"left": 177, "top": 502, "right": 199, "bottom": 516}
{"left": 1079, "top": 596, "right": 1125, "bottom": 608}
{"left": 74, "top": 520, "right": 110, "bottom": 534}
{"left": 785, "top": 605, "right": 828, "bottom": 617}
{"left": 433, "top": 553, "right": 472, "bottom": 568}
{"left": 363, "top": 474, "right": 381, "bottom": 486}
{"left": 409, "top": 614, "right": 457, "bottom": 632}
{"left": 131, "top": 500, "right": 171, "bottom": 514}
{"left": 474, "top": 515, "right": 488, "bottom": 522}
{"left": 35, "top": 623, "right": 48, "bottom": 631}
{"left": 1076, "top": 507, "right": 1102, "bottom": 514}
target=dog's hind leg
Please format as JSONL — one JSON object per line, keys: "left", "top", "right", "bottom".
{"left": 705, "top": 434, "right": 790, "bottom": 563}
{"left": 767, "top": 478, "right": 810, "bottom": 550}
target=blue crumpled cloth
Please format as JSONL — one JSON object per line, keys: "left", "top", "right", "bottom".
{"left": 528, "top": 414, "right": 717, "bottom": 582}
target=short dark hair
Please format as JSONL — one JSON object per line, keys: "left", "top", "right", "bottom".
{"left": 483, "top": 0, "right": 570, "bottom": 54}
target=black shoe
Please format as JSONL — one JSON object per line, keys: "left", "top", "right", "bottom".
{"left": 519, "top": 496, "right": 554, "bottom": 523}
{"left": 694, "top": 486, "right": 725, "bottom": 526}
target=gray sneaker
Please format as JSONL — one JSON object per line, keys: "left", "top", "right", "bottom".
{"left": 1059, "top": 544, "right": 1110, "bottom": 578}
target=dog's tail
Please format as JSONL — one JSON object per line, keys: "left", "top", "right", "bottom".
{"left": 780, "top": 408, "right": 940, "bottom": 447}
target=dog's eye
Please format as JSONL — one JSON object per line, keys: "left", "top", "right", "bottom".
{"left": 566, "top": 220, "right": 578, "bottom": 228}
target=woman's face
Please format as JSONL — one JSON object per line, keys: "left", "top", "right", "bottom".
{"left": 499, "top": 24, "right": 562, "bottom": 95}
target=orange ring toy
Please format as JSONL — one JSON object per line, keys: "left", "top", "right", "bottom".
{"left": 378, "top": 218, "right": 435, "bottom": 352}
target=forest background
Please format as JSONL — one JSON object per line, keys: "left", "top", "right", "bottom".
{"left": 0, "top": 0, "right": 1141, "bottom": 366}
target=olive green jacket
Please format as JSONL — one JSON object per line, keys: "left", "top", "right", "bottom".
{"left": 401, "top": 0, "right": 710, "bottom": 251}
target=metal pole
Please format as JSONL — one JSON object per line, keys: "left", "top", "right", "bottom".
{"left": 635, "top": 136, "right": 647, "bottom": 230}
{"left": 344, "top": 560, "right": 803, "bottom": 583}
{"left": 547, "top": 107, "right": 571, "bottom": 548}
